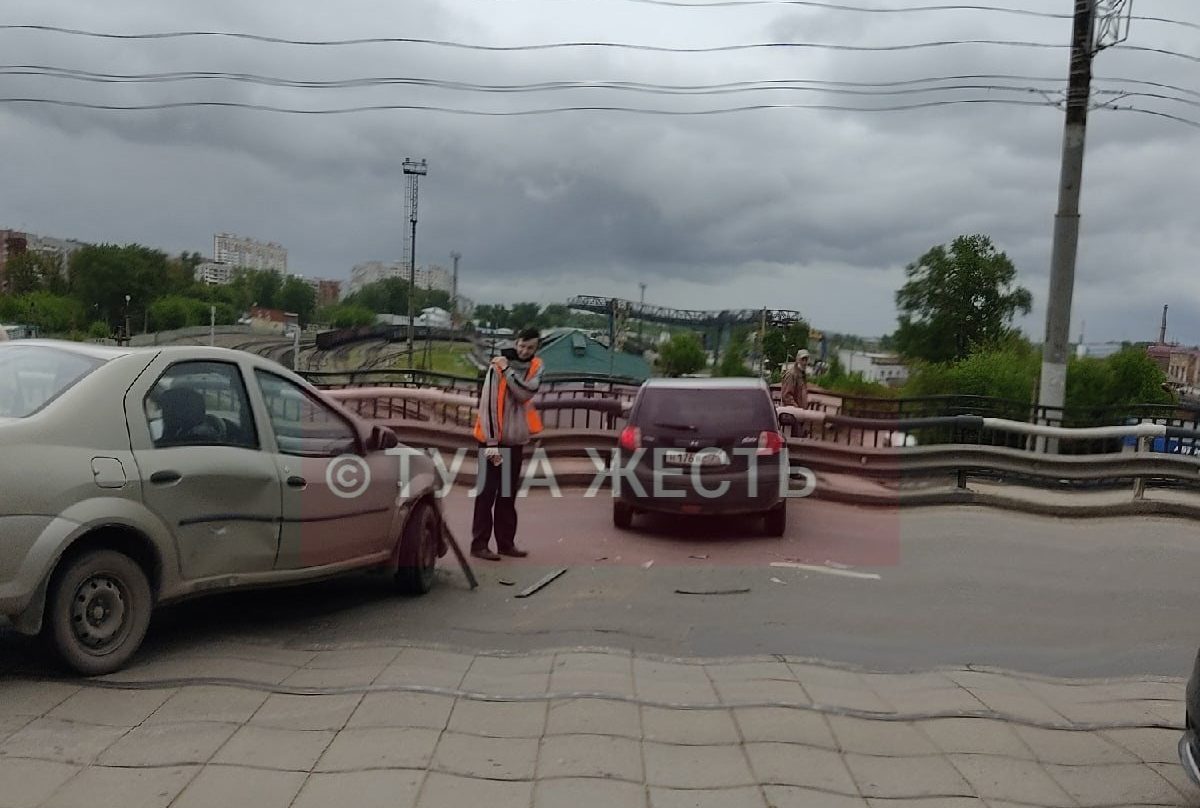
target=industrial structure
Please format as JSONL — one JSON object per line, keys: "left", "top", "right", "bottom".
{"left": 567, "top": 294, "right": 806, "bottom": 363}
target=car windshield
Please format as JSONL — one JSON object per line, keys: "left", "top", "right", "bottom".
{"left": 636, "top": 387, "right": 776, "bottom": 433}
{"left": 0, "top": 346, "right": 105, "bottom": 418}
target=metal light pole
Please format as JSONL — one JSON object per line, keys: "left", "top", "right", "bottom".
{"left": 124, "top": 294, "right": 131, "bottom": 344}
{"left": 638, "top": 282, "right": 646, "bottom": 345}
{"left": 450, "top": 251, "right": 461, "bottom": 324}
{"left": 403, "top": 158, "right": 428, "bottom": 369}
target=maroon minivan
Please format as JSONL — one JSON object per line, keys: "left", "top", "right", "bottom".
{"left": 612, "top": 378, "right": 789, "bottom": 536}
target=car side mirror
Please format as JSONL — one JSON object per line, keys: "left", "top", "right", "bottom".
{"left": 365, "top": 425, "right": 399, "bottom": 452}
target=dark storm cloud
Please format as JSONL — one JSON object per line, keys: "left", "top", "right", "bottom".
{"left": 0, "top": 0, "right": 1197, "bottom": 339}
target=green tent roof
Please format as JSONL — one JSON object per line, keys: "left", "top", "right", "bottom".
{"left": 537, "top": 328, "right": 652, "bottom": 381}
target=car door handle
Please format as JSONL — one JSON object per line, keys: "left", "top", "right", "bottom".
{"left": 149, "top": 470, "right": 182, "bottom": 485}
{"left": 286, "top": 475, "right": 307, "bottom": 488}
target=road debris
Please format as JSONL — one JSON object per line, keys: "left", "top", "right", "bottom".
{"left": 593, "top": 556, "right": 609, "bottom": 562}
{"left": 642, "top": 560, "right": 654, "bottom": 569}
{"left": 498, "top": 579, "right": 516, "bottom": 586}
{"left": 689, "top": 554, "right": 710, "bottom": 560}
{"left": 675, "top": 587, "right": 751, "bottom": 596}
{"left": 770, "top": 562, "right": 881, "bottom": 581}
{"left": 770, "top": 577, "right": 786, "bottom": 585}
{"left": 515, "top": 568, "right": 568, "bottom": 598}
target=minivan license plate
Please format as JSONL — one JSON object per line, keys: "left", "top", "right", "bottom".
{"left": 663, "top": 450, "right": 726, "bottom": 465}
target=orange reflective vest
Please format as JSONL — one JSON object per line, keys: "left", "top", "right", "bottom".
{"left": 473, "top": 357, "right": 544, "bottom": 443}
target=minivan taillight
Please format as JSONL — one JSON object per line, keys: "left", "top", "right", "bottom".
{"left": 757, "top": 430, "right": 785, "bottom": 456}
{"left": 619, "top": 426, "right": 642, "bottom": 451}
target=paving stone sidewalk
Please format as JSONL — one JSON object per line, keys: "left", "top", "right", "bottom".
{"left": 0, "top": 642, "right": 1195, "bottom": 808}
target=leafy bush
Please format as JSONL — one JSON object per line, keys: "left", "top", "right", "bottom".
{"left": 811, "top": 355, "right": 897, "bottom": 398}
{"left": 902, "top": 342, "right": 1173, "bottom": 422}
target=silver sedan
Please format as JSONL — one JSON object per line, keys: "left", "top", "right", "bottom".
{"left": 0, "top": 340, "right": 447, "bottom": 675}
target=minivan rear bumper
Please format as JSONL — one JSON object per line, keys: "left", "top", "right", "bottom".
{"left": 616, "top": 455, "right": 788, "bottom": 515}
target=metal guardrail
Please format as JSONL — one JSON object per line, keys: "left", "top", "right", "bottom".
{"left": 321, "top": 387, "right": 1200, "bottom": 505}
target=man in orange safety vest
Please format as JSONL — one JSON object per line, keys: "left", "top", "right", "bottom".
{"left": 470, "top": 326, "right": 544, "bottom": 560}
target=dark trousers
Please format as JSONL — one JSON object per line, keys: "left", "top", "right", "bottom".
{"left": 471, "top": 444, "right": 525, "bottom": 552}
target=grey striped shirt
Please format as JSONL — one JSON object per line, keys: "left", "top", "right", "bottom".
{"left": 479, "top": 358, "right": 544, "bottom": 446}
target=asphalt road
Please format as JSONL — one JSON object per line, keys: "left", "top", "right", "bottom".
{"left": 2, "top": 492, "right": 1197, "bottom": 679}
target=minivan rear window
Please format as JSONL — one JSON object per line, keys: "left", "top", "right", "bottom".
{"left": 634, "top": 386, "right": 776, "bottom": 432}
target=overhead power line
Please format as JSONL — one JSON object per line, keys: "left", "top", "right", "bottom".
{"left": 614, "top": 0, "right": 1070, "bottom": 17}
{"left": 0, "top": 96, "right": 1061, "bottom": 115}
{"left": 0, "top": 96, "right": 1193, "bottom": 129}
{"left": 0, "top": 65, "right": 1066, "bottom": 95}
{"left": 604, "top": 0, "right": 1200, "bottom": 32}
{"left": 3, "top": 24, "right": 1197, "bottom": 64}
{"left": 0, "top": 25, "right": 1069, "bottom": 53}
{"left": 3, "top": 65, "right": 1194, "bottom": 103}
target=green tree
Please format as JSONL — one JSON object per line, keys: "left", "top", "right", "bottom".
{"left": 279, "top": 276, "right": 317, "bottom": 326}
{"left": 473, "top": 304, "right": 510, "bottom": 329}
{"left": 509, "top": 302, "right": 541, "bottom": 330}
{"left": 5, "top": 252, "right": 66, "bottom": 295}
{"left": 657, "top": 333, "right": 707, "bottom": 377}
{"left": 716, "top": 327, "right": 754, "bottom": 377}
{"left": 244, "top": 269, "right": 283, "bottom": 310}
{"left": 68, "top": 244, "right": 173, "bottom": 332}
{"left": 762, "top": 320, "right": 811, "bottom": 368}
{"left": 894, "top": 234, "right": 1033, "bottom": 364}
{"left": 539, "top": 304, "right": 570, "bottom": 329}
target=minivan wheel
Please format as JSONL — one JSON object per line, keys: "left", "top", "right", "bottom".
{"left": 763, "top": 502, "right": 787, "bottom": 537}
{"left": 613, "top": 500, "right": 633, "bottom": 529}
{"left": 395, "top": 501, "right": 440, "bottom": 595}
{"left": 44, "top": 550, "right": 152, "bottom": 676}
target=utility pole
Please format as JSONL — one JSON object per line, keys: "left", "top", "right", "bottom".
{"left": 403, "top": 158, "right": 428, "bottom": 369}
{"left": 759, "top": 307, "right": 767, "bottom": 378}
{"left": 450, "top": 251, "right": 461, "bottom": 324}
{"left": 1038, "top": 0, "right": 1131, "bottom": 436}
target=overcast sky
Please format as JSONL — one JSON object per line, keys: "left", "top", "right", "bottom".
{"left": 1, "top": 0, "right": 1197, "bottom": 342}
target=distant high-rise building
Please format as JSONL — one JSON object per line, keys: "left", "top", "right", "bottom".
{"left": 195, "top": 261, "right": 237, "bottom": 286}
{"left": 213, "top": 233, "right": 287, "bottom": 274}
{"left": 348, "top": 259, "right": 453, "bottom": 295}
{"left": 349, "top": 260, "right": 400, "bottom": 294}
{"left": 0, "top": 229, "right": 88, "bottom": 292}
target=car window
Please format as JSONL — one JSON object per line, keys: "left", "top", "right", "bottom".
{"left": 633, "top": 387, "right": 777, "bottom": 432}
{"left": 144, "top": 361, "right": 259, "bottom": 449}
{"left": 255, "top": 370, "right": 358, "bottom": 457}
{"left": 0, "top": 346, "right": 105, "bottom": 418}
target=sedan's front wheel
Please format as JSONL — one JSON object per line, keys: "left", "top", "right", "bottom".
{"left": 395, "top": 501, "right": 440, "bottom": 595}
{"left": 44, "top": 550, "right": 152, "bottom": 676}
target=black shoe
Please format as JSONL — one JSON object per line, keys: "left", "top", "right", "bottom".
{"left": 471, "top": 548, "right": 502, "bottom": 561}
{"left": 498, "top": 546, "right": 529, "bottom": 558}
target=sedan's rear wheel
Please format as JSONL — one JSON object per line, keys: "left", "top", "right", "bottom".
{"left": 395, "top": 501, "right": 440, "bottom": 595}
{"left": 44, "top": 550, "right": 152, "bottom": 676}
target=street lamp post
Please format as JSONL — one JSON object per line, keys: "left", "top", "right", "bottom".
{"left": 124, "top": 295, "right": 131, "bottom": 344}
{"left": 403, "top": 158, "right": 428, "bottom": 369}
